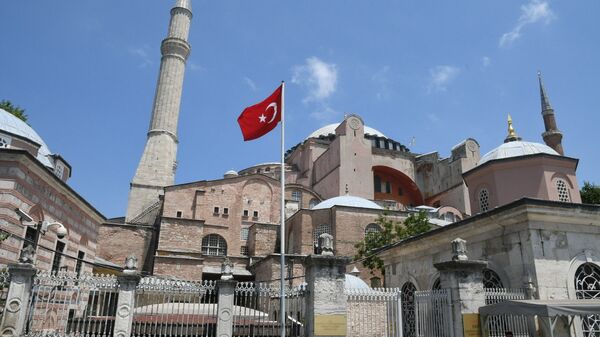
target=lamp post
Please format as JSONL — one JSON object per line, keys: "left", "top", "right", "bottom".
{"left": 15, "top": 208, "right": 68, "bottom": 263}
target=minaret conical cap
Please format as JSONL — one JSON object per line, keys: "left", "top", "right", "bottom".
{"left": 538, "top": 71, "right": 553, "bottom": 113}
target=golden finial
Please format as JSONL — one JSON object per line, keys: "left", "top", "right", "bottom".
{"left": 505, "top": 114, "right": 521, "bottom": 143}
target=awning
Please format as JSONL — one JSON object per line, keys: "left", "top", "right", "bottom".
{"left": 479, "top": 299, "right": 600, "bottom": 317}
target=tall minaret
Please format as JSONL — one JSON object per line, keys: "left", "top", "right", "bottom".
{"left": 538, "top": 71, "right": 564, "bottom": 155}
{"left": 126, "top": 0, "right": 192, "bottom": 223}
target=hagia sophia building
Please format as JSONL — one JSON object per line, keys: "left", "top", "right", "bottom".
{"left": 0, "top": 0, "right": 590, "bottom": 288}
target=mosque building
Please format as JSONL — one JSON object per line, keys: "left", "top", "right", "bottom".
{"left": 93, "top": 0, "right": 592, "bottom": 288}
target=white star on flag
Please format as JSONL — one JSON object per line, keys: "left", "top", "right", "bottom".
{"left": 258, "top": 114, "right": 267, "bottom": 123}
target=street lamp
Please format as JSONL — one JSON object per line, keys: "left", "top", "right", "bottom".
{"left": 15, "top": 208, "right": 68, "bottom": 262}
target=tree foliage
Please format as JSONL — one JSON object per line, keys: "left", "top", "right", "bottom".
{"left": 354, "top": 211, "right": 432, "bottom": 275}
{"left": 0, "top": 100, "right": 28, "bottom": 123}
{"left": 581, "top": 181, "right": 600, "bottom": 204}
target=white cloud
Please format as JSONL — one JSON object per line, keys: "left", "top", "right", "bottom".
{"left": 128, "top": 46, "right": 152, "bottom": 68}
{"left": 482, "top": 56, "right": 491, "bottom": 67}
{"left": 499, "top": 0, "right": 555, "bottom": 47}
{"left": 243, "top": 76, "right": 258, "bottom": 91}
{"left": 428, "top": 65, "right": 460, "bottom": 92}
{"left": 427, "top": 113, "right": 440, "bottom": 124}
{"left": 292, "top": 57, "right": 338, "bottom": 103}
{"left": 371, "top": 65, "right": 391, "bottom": 100}
{"left": 189, "top": 62, "right": 204, "bottom": 72}
{"left": 309, "top": 105, "right": 339, "bottom": 121}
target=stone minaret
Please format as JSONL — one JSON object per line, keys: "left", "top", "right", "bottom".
{"left": 538, "top": 72, "right": 564, "bottom": 155}
{"left": 126, "top": 0, "right": 192, "bottom": 223}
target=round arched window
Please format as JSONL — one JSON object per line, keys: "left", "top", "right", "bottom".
{"left": 364, "top": 223, "right": 382, "bottom": 236}
{"left": 482, "top": 268, "right": 504, "bottom": 289}
{"left": 201, "top": 234, "right": 227, "bottom": 256}
{"left": 401, "top": 282, "right": 417, "bottom": 337}
{"left": 575, "top": 263, "right": 600, "bottom": 336}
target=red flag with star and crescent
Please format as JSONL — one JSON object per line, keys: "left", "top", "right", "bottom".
{"left": 237, "top": 85, "right": 282, "bottom": 141}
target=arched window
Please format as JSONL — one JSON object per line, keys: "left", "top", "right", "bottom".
{"left": 401, "top": 282, "right": 417, "bottom": 337}
{"left": 575, "top": 263, "right": 600, "bottom": 336}
{"left": 313, "top": 223, "right": 331, "bottom": 254}
{"left": 432, "top": 278, "right": 442, "bottom": 290}
{"left": 308, "top": 198, "right": 319, "bottom": 209}
{"left": 482, "top": 268, "right": 504, "bottom": 289}
{"left": 479, "top": 188, "right": 490, "bottom": 212}
{"left": 555, "top": 178, "right": 571, "bottom": 202}
{"left": 364, "top": 223, "right": 382, "bottom": 236}
{"left": 201, "top": 234, "right": 227, "bottom": 256}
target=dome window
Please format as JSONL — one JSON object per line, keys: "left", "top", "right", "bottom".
{"left": 555, "top": 178, "right": 571, "bottom": 202}
{"left": 479, "top": 188, "right": 490, "bottom": 212}
{"left": 291, "top": 190, "right": 302, "bottom": 208}
{"left": 0, "top": 134, "right": 11, "bottom": 148}
{"left": 365, "top": 223, "right": 382, "bottom": 236}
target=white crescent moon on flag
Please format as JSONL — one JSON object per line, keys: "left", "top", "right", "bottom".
{"left": 266, "top": 102, "right": 278, "bottom": 124}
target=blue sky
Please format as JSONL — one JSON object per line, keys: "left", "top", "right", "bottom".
{"left": 1, "top": 0, "right": 598, "bottom": 218}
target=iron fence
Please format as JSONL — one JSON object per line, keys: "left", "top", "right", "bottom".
{"left": 484, "top": 288, "right": 531, "bottom": 337}
{"left": 233, "top": 282, "right": 306, "bottom": 337}
{"left": 414, "top": 289, "right": 452, "bottom": 337}
{"left": 132, "top": 277, "right": 218, "bottom": 337}
{"left": 346, "top": 287, "right": 403, "bottom": 337}
{"left": 25, "top": 271, "right": 119, "bottom": 337}
{"left": 0, "top": 269, "right": 9, "bottom": 322}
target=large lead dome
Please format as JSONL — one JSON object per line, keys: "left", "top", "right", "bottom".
{"left": 306, "top": 123, "right": 387, "bottom": 140}
{"left": 0, "top": 108, "right": 54, "bottom": 168}
{"left": 478, "top": 140, "right": 559, "bottom": 166}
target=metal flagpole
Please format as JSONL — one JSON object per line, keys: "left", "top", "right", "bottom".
{"left": 279, "top": 80, "right": 286, "bottom": 337}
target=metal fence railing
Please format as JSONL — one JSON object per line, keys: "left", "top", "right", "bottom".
{"left": 132, "top": 277, "right": 218, "bottom": 337}
{"left": 233, "top": 282, "right": 306, "bottom": 337}
{"left": 346, "top": 287, "right": 403, "bottom": 337}
{"left": 414, "top": 289, "right": 452, "bottom": 337}
{"left": 25, "top": 271, "right": 119, "bottom": 337}
{"left": 484, "top": 288, "right": 531, "bottom": 337}
{"left": 0, "top": 269, "right": 9, "bottom": 322}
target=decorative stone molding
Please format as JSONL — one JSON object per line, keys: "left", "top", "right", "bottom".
{"left": 0, "top": 263, "right": 36, "bottom": 337}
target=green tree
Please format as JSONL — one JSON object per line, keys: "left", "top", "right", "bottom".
{"left": 354, "top": 211, "right": 432, "bottom": 275}
{"left": 581, "top": 181, "right": 600, "bottom": 204}
{"left": 0, "top": 100, "right": 28, "bottom": 123}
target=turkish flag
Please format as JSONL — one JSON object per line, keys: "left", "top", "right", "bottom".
{"left": 237, "top": 85, "right": 283, "bottom": 141}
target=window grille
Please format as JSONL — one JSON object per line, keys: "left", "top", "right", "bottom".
{"left": 52, "top": 241, "right": 66, "bottom": 273}
{"left": 240, "top": 227, "right": 249, "bottom": 241}
{"left": 575, "top": 263, "right": 600, "bottom": 337}
{"left": 291, "top": 190, "right": 302, "bottom": 208}
{"left": 479, "top": 188, "right": 490, "bottom": 212}
{"left": 364, "top": 223, "right": 382, "bottom": 236}
{"left": 240, "top": 246, "right": 249, "bottom": 256}
{"left": 0, "top": 134, "right": 11, "bottom": 148}
{"left": 201, "top": 234, "right": 227, "bottom": 256}
{"left": 555, "top": 179, "right": 571, "bottom": 202}
{"left": 432, "top": 278, "right": 442, "bottom": 290}
{"left": 483, "top": 268, "right": 504, "bottom": 289}
{"left": 401, "top": 281, "right": 417, "bottom": 337}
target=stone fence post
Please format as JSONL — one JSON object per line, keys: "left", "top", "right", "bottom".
{"left": 434, "top": 238, "right": 487, "bottom": 337}
{"left": 304, "top": 241, "right": 349, "bottom": 337}
{"left": 216, "top": 258, "right": 235, "bottom": 337}
{"left": 0, "top": 262, "right": 36, "bottom": 337}
{"left": 113, "top": 256, "right": 141, "bottom": 337}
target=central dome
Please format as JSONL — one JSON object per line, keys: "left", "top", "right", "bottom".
{"left": 312, "top": 196, "right": 383, "bottom": 210}
{"left": 478, "top": 140, "right": 559, "bottom": 166}
{"left": 306, "top": 123, "right": 387, "bottom": 140}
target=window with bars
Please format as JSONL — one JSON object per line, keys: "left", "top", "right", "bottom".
{"left": 313, "top": 223, "right": 332, "bottom": 254}
{"left": 240, "top": 246, "right": 249, "bottom": 256}
{"left": 240, "top": 227, "right": 249, "bottom": 241}
{"left": 52, "top": 241, "right": 66, "bottom": 273}
{"left": 479, "top": 188, "right": 490, "bottom": 212}
{"left": 75, "top": 251, "right": 85, "bottom": 276}
{"left": 482, "top": 268, "right": 504, "bottom": 289}
{"left": 291, "top": 190, "right": 302, "bottom": 206}
{"left": 574, "top": 263, "right": 600, "bottom": 337}
{"left": 201, "top": 234, "right": 227, "bottom": 256}
{"left": 364, "top": 223, "right": 382, "bottom": 236}
{"left": 555, "top": 179, "right": 571, "bottom": 202}
{"left": 401, "top": 282, "right": 417, "bottom": 337}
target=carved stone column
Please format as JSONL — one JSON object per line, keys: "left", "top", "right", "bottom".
{"left": 114, "top": 257, "right": 141, "bottom": 337}
{"left": 0, "top": 263, "right": 36, "bottom": 337}
{"left": 216, "top": 280, "right": 236, "bottom": 337}
{"left": 434, "top": 238, "right": 487, "bottom": 337}
{"left": 304, "top": 254, "right": 349, "bottom": 337}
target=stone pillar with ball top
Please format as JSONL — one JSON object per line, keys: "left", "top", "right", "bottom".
{"left": 216, "top": 258, "right": 236, "bottom": 337}
{"left": 0, "top": 255, "right": 37, "bottom": 337}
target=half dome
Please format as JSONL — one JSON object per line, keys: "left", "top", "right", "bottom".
{"left": 312, "top": 195, "right": 383, "bottom": 210}
{"left": 478, "top": 141, "right": 559, "bottom": 166}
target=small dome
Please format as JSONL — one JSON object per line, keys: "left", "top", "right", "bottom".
{"left": 224, "top": 170, "right": 238, "bottom": 178}
{"left": 312, "top": 195, "right": 383, "bottom": 210}
{"left": 345, "top": 274, "right": 370, "bottom": 289}
{"left": 306, "top": 123, "right": 387, "bottom": 140}
{"left": 478, "top": 141, "right": 559, "bottom": 166}
{"left": 0, "top": 108, "right": 54, "bottom": 168}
